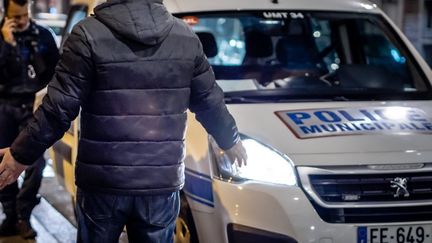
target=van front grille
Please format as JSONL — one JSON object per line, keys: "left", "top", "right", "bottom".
{"left": 311, "top": 202, "right": 432, "bottom": 223}
{"left": 298, "top": 166, "right": 432, "bottom": 223}
{"left": 309, "top": 172, "right": 432, "bottom": 203}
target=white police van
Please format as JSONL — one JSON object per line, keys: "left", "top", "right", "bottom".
{"left": 48, "top": 0, "right": 432, "bottom": 242}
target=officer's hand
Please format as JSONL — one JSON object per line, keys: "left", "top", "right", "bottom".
{"left": 0, "top": 148, "right": 27, "bottom": 189}
{"left": 224, "top": 140, "right": 248, "bottom": 167}
{"left": 1, "top": 18, "right": 17, "bottom": 46}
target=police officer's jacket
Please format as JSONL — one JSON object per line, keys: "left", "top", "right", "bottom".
{"left": 0, "top": 21, "right": 59, "bottom": 102}
{"left": 11, "top": 0, "right": 240, "bottom": 195}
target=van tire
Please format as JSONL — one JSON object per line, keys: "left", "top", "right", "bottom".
{"left": 175, "top": 192, "right": 199, "bottom": 243}
{"left": 71, "top": 195, "right": 77, "bottom": 222}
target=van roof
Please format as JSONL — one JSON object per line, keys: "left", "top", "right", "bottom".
{"left": 164, "top": 0, "right": 381, "bottom": 14}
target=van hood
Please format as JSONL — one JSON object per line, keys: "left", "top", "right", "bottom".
{"left": 94, "top": 0, "right": 174, "bottom": 45}
{"left": 228, "top": 101, "right": 432, "bottom": 166}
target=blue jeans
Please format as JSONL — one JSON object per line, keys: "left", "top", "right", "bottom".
{"left": 76, "top": 189, "right": 180, "bottom": 243}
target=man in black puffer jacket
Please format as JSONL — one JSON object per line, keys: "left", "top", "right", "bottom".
{"left": 0, "top": 0, "right": 247, "bottom": 242}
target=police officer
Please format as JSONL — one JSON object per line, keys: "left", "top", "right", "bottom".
{"left": 0, "top": 0, "right": 58, "bottom": 239}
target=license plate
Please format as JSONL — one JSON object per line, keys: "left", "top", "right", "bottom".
{"left": 358, "top": 225, "right": 432, "bottom": 243}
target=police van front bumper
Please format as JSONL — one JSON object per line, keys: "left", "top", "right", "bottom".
{"left": 200, "top": 172, "right": 432, "bottom": 243}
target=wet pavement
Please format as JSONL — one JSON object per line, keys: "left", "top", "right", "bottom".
{"left": 0, "top": 198, "right": 76, "bottom": 243}
{"left": 0, "top": 164, "right": 76, "bottom": 243}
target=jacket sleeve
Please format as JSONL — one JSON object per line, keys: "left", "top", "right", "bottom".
{"left": 189, "top": 39, "right": 240, "bottom": 150}
{"left": 10, "top": 25, "right": 94, "bottom": 165}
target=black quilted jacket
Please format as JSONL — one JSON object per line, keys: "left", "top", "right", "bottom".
{"left": 11, "top": 0, "right": 239, "bottom": 194}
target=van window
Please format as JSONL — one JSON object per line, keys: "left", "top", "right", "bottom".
{"left": 61, "top": 5, "right": 88, "bottom": 50}
{"left": 64, "top": 10, "right": 86, "bottom": 34}
{"left": 180, "top": 11, "right": 431, "bottom": 102}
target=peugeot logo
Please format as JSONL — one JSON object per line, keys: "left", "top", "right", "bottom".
{"left": 390, "top": 177, "right": 410, "bottom": 198}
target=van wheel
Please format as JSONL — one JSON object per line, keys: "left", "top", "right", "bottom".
{"left": 71, "top": 195, "right": 78, "bottom": 221}
{"left": 175, "top": 193, "right": 199, "bottom": 243}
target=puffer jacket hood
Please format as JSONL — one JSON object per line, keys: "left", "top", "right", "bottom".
{"left": 94, "top": 0, "right": 174, "bottom": 45}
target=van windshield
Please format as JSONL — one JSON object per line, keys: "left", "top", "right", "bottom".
{"left": 179, "top": 11, "right": 432, "bottom": 102}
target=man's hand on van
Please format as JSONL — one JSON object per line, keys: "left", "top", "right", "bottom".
{"left": 0, "top": 148, "right": 27, "bottom": 189}
{"left": 224, "top": 140, "right": 248, "bottom": 167}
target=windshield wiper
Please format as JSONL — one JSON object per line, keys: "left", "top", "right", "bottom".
{"left": 224, "top": 88, "right": 432, "bottom": 104}
{"left": 224, "top": 96, "right": 268, "bottom": 103}
{"left": 332, "top": 96, "right": 350, "bottom": 101}
{"left": 225, "top": 95, "right": 350, "bottom": 103}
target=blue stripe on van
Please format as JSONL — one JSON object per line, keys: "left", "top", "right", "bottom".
{"left": 185, "top": 167, "right": 211, "bottom": 180}
{"left": 184, "top": 191, "right": 214, "bottom": 208}
{"left": 184, "top": 169, "right": 214, "bottom": 207}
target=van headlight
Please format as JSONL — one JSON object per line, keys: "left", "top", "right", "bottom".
{"left": 210, "top": 136, "right": 297, "bottom": 186}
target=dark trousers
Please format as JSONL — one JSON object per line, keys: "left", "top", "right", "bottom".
{"left": 0, "top": 102, "right": 46, "bottom": 220}
{"left": 76, "top": 189, "right": 180, "bottom": 243}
